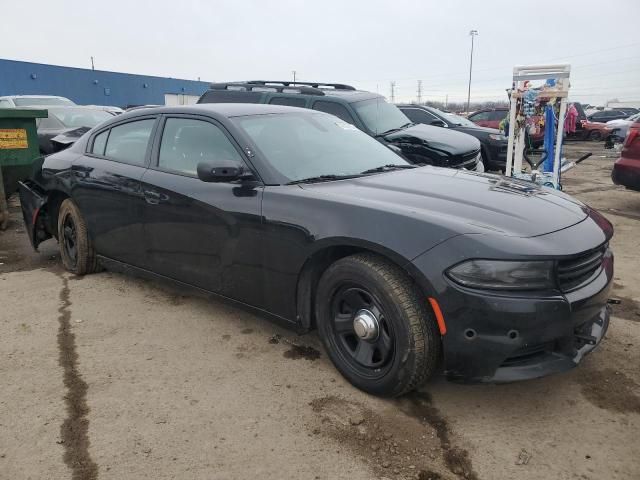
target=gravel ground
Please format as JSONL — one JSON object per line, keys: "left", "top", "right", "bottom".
{"left": 0, "top": 141, "right": 638, "bottom": 480}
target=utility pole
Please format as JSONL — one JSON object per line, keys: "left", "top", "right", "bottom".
{"left": 90, "top": 56, "right": 95, "bottom": 70}
{"left": 466, "top": 29, "right": 478, "bottom": 114}
{"left": 417, "top": 80, "right": 422, "bottom": 104}
{"left": 390, "top": 81, "right": 396, "bottom": 103}
{"left": 445, "top": 94, "right": 449, "bottom": 110}
{"left": 292, "top": 70, "right": 297, "bottom": 83}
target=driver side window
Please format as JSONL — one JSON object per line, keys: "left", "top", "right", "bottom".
{"left": 158, "top": 118, "right": 243, "bottom": 175}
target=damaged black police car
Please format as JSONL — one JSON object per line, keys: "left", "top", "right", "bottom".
{"left": 19, "top": 103, "right": 613, "bottom": 397}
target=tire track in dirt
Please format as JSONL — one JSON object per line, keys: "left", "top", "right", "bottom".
{"left": 56, "top": 272, "right": 98, "bottom": 480}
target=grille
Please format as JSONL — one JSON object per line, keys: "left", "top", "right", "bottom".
{"left": 456, "top": 149, "right": 480, "bottom": 169}
{"left": 557, "top": 245, "right": 606, "bottom": 292}
{"left": 501, "top": 342, "right": 554, "bottom": 366}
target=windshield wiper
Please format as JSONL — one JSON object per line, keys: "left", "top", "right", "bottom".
{"left": 360, "top": 164, "right": 417, "bottom": 175}
{"left": 376, "top": 122, "right": 414, "bottom": 137}
{"left": 286, "top": 174, "right": 362, "bottom": 185}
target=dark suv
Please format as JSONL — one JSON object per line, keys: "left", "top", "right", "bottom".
{"left": 198, "top": 81, "right": 482, "bottom": 171}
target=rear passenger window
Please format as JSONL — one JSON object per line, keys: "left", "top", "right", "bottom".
{"left": 104, "top": 119, "right": 155, "bottom": 166}
{"left": 158, "top": 118, "right": 243, "bottom": 175}
{"left": 91, "top": 130, "right": 109, "bottom": 155}
{"left": 490, "top": 111, "right": 507, "bottom": 121}
{"left": 269, "top": 97, "right": 306, "bottom": 108}
{"left": 312, "top": 101, "right": 355, "bottom": 125}
{"left": 469, "top": 111, "right": 489, "bottom": 121}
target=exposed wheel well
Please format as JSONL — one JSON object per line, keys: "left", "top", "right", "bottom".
{"left": 44, "top": 190, "right": 69, "bottom": 239}
{"left": 295, "top": 245, "right": 428, "bottom": 331}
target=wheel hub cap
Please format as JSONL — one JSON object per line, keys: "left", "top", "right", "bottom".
{"left": 353, "top": 309, "right": 379, "bottom": 341}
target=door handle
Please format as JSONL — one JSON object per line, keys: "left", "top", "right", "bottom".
{"left": 144, "top": 190, "right": 162, "bottom": 205}
{"left": 144, "top": 190, "right": 169, "bottom": 205}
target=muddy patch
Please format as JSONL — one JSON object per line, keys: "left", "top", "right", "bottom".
{"left": 602, "top": 208, "right": 640, "bottom": 222}
{"left": 241, "top": 328, "right": 254, "bottom": 334}
{"left": 399, "top": 392, "right": 478, "bottom": 480}
{"left": 309, "top": 395, "right": 451, "bottom": 479}
{"left": 283, "top": 343, "right": 321, "bottom": 361}
{"left": 56, "top": 273, "right": 99, "bottom": 480}
{"left": 576, "top": 368, "right": 640, "bottom": 414}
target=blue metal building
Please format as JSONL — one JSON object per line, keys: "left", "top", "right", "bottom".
{"left": 0, "top": 58, "right": 210, "bottom": 107}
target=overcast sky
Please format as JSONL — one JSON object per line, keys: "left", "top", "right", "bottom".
{"left": 2, "top": 0, "right": 639, "bottom": 105}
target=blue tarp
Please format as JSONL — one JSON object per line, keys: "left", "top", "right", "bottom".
{"left": 542, "top": 104, "right": 555, "bottom": 172}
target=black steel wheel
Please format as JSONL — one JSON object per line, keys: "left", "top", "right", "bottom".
{"left": 316, "top": 253, "right": 441, "bottom": 397}
{"left": 57, "top": 199, "right": 98, "bottom": 275}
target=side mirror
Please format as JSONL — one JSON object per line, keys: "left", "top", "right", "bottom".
{"left": 430, "top": 120, "right": 447, "bottom": 127}
{"left": 197, "top": 160, "right": 249, "bottom": 183}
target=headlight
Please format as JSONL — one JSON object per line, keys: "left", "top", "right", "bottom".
{"left": 447, "top": 260, "right": 555, "bottom": 290}
{"left": 488, "top": 133, "right": 507, "bottom": 141}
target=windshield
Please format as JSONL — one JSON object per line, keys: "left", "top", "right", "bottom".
{"left": 352, "top": 98, "right": 412, "bottom": 135}
{"left": 49, "top": 108, "right": 113, "bottom": 128}
{"left": 13, "top": 97, "right": 75, "bottom": 106}
{"left": 434, "top": 109, "right": 477, "bottom": 127}
{"left": 233, "top": 112, "right": 410, "bottom": 183}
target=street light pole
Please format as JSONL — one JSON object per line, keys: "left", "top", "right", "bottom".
{"left": 466, "top": 29, "right": 478, "bottom": 114}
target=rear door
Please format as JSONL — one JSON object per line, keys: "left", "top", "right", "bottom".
{"left": 72, "top": 116, "right": 157, "bottom": 266}
{"left": 140, "top": 115, "right": 264, "bottom": 304}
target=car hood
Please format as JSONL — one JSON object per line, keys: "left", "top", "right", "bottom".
{"left": 383, "top": 123, "right": 480, "bottom": 155}
{"left": 451, "top": 124, "right": 504, "bottom": 137}
{"left": 301, "top": 167, "right": 588, "bottom": 238}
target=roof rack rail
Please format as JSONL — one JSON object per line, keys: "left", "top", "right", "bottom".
{"left": 208, "top": 82, "right": 326, "bottom": 96}
{"left": 248, "top": 80, "right": 356, "bottom": 91}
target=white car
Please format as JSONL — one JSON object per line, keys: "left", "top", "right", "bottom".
{"left": 607, "top": 112, "right": 640, "bottom": 140}
{"left": 0, "top": 95, "right": 76, "bottom": 108}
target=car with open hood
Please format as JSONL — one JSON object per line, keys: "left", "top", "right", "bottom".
{"left": 19, "top": 104, "right": 613, "bottom": 396}
{"left": 32, "top": 105, "right": 115, "bottom": 154}
{"left": 398, "top": 104, "right": 509, "bottom": 171}
{"left": 198, "top": 80, "right": 483, "bottom": 171}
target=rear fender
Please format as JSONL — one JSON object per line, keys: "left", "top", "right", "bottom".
{"left": 18, "top": 181, "right": 51, "bottom": 250}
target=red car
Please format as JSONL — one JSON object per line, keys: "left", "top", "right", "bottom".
{"left": 612, "top": 120, "right": 640, "bottom": 191}
{"left": 468, "top": 107, "right": 544, "bottom": 146}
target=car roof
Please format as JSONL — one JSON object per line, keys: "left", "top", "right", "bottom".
{"left": 0, "top": 95, "right": 69, "bottom": 99}
{"left": 116, "top": 103, "right": 319, "bottom": 120}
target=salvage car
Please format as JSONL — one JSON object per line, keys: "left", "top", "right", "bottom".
{"left": 398, "top": 104, "right": 508, "bottom": 171}
{"left": 33, "top": 105, "right": 114, "bottom": 154}
{"left": 19, "top": 104, "right": 613, "bottom": 396}
{"left": 612, "top": 119, "right": 640, "bottom": 191}
{"left": 198, "top": 81, "right": 483, "bottom": 171}
{"left": 0, "top": 95, "right": 75, "bottom": 108}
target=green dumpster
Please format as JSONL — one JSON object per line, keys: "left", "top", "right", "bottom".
{"left": 0, "top": 108, "right": 47, "bottom": 229}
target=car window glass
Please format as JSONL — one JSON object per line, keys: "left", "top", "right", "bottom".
{"left": 470, "top": 111, "right": 488, "bottom": 121}
{"left": 38, "top": 115, "right": 63, "bottom": 129}
{"left": 401, "top": 108, "right": 439, "bottom": 125}
{"left": 312, "top": 101, "right": 355, "bottom": 125}
{"left": 487, "top": 111, "right": 505, "bottom": 121}
{"left": 269, "top": 97, "right": 306, "bottom": 108}
{"left": 158, "top": 118, "right": 243, "bottom": 175}
{"left": 92, "top": 130, "right": 109, "bottom": 156}
{"left": 104, "top": 119, "right": 155, "bottom": 166}
{"left": 0, "top": 99, "right": 12, "bottom": 108}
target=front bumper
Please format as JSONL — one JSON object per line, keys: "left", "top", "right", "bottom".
{"left": 484, "top": 141, "right": 508, "bottom": 169}
{"left": 411, "top": 228, "right": 614, "bottom": 383}
{"left": 612, "top": 156, "right": 640, "bottom": 191}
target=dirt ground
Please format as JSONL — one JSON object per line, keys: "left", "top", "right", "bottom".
{"left": 1, "top": 141, "right": 638, "bottom": 480}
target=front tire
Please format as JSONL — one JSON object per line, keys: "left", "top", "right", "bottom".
{"left": 57, "top": 199, "right": 98, "bottom": 275}
{"left": 315, "top": 253, "right": 441, "bottom": 397}
{"left": 588, "top": 130, "right": 603, "bottom": 141}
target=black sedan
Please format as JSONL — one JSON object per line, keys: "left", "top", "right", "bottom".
{"left": 19, "top": 104, "right": 613, "bottom": 396}
{"left": 398, "top": 104, "right": 509, "bottom": 171}
{"left": 33, "top": 106, "right": 116, "bottom": 154}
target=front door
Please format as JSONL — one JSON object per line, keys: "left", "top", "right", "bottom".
{"left": 140, "top": 115, "right": 264, "bottom": 306}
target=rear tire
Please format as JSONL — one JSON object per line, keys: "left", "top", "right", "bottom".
{"left": 588, "top": 130, "right": 602, "bottom": 141}
{"left": 57, "top": 199, "right": 98, "bottom": 275}
{"left": 315, "top": 253, "right": 441, "bottom": 397}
